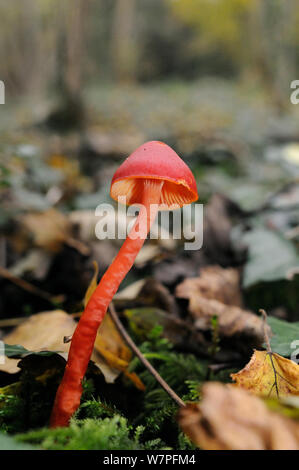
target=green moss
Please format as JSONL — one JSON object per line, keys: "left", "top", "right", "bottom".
{"left": 17, "top": 417, "right": 165, "bottom": 450}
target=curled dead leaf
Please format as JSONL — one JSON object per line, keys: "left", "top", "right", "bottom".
{"left": 178, "top": 382, "right": 299, "bottom": 450}
{"left": 191, "top": 297, "right": 266, "bottom": 340}
{"left": 10, "top": 209, "right": 89, "bottom": 255}
{"left": 176, "top": 266, "right": 269, "bottom": 347}
{"left": 176, "top": 266, "right": 243, "bottom": 307}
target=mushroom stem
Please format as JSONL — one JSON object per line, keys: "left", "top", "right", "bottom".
{"left": 50, "top": 180, "right": 163, "bottom": 428}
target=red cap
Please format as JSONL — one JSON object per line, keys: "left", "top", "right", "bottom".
{"left": 110, "top": 141, "right": 198, "bottom": 208}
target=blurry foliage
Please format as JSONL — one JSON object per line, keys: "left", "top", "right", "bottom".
{"left": 169, "top": 0, "right": 254, "bottom": 72}
{"left": 0, "top": 0, "right": 299, "bottom": 94}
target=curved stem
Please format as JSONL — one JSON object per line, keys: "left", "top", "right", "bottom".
{"left": 109, "top": 302, "right": 185, "bottom": 408}
{"left": 50, "top": 180, "right": 163, "bottom": 428}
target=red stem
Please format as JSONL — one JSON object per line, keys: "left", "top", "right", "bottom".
{"left": 50, "top": 180, "right": 163, "bottom": 428}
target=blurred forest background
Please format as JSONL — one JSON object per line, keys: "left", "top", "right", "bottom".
{"left": 1, "top": 0, "right": 299, "bottom": 98}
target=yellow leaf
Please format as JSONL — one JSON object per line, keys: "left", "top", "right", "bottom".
{"left": 231, "top": 350, "right": 299, "bottom": 398}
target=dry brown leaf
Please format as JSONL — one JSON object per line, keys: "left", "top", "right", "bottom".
{"left": 19, "top": 209, "right": 72, "bottom": 252}
{"left": 176, "top": 266, "right": 243, "bottom": 307}
{"left": 190, "top": 297, "right": 266, "bottom": 340}
{"left": 134, "top": 245, "right": 160, "bottom": 268}
{"left": 0, "top": 310, "right": 77, "bottom": 374}
{"left": 178, "top": 382, "right": 299, "bottom": 450}
{"left": 231, "top": 350, "right": 299, "bottom": 398}
{"left": 10, "top": 209, "right": 89, "bottom": 255}
{"left": 114, "top": 279, "right": 146, "bottom": 300}
{"left": 176, "top": 266, "right": 269, "bottom": 345}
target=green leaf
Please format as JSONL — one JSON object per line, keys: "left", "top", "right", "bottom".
{"left": 4, "top": 344, "right": 60, "bottom": 359}
{"left": 4, "top": 344, "right": 31, "bottom": 358}
{"left": 267, "top": 316, "right": 299, "bottom": 357}
{"left": 0, "top": 432, "right": 36, "bottom": 450}
{"left": 242, "top": 228, "right": 299, "bottom": 288}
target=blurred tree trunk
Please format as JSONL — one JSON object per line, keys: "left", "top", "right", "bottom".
{"left": 0, "top": 0, "right": 56, "bottom": 95}
{"left": 110, "top": 0, "right": 137, "bottom": 83}
{"left": 249, "top": 0, "right": 296, "bottom": 110}
{"left": 47, "top": 0, "right": 90, "bottom": 131}
{"left": 64, "top": 0, "right": 88, "bottom": 102}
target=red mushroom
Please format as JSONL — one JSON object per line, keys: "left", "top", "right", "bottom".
{"left": 50, "top": 141, "right": 198, "bottom": 428}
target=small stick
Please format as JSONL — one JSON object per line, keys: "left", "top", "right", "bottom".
{"left": 0, "top": 317, "right": 26, "bottom": 328}
{"left": 259, "top": 308, "right": 271, "bottom": 352}
{"left": 109, "top": 302, "right": 185, "bottom": 408}
{"left": 0, "top": 266, "right": 64, "bottom": 304}
{"left": 259, "top": 308, "right": 279, "bottom": 398}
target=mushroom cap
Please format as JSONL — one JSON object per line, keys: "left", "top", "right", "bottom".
{"left": 110, "top": 141, "right": 198, "bottom": 208}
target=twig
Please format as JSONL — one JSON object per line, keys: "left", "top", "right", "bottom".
{"left": 259, "top": 308, "right": 279, "bottom": 398}
{"left": 0, "top": 266, "right": 64, "bottom": 304}
{"left": 108, "top": 302, "right": 185, "bottom": 408}
{"left": 0, "top": 317, "right": 26, "bottom": 328}
{"left": 259, "top": 308, "right": 271, "bottom": 352}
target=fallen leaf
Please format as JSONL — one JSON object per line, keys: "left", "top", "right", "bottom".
{"left": 114, "top": 279, "right": 146, "bottom": 300}
{"left": 190, "top": 297, "right": 266, "bottom": 340}
{"left": 0, "top": 311, "right": 77, "bottom": 374}
{"left": 178, "top": 382, "right": 299, "bottom": 450}
{"left": 134, "top": 244, "right": 160, "bottom": 268}
{"left": 242, "top": 228, "right": 299, "bottom": 288}
{"left": 124, "top": 306, "right": 207, "bottom": 353}
{"left": 4, "top": 344, "right": 58, "bottom": 358}
{"left": 17, "top": 209, "right": 72, "bottom": 253}
{"left": 94, "top": 314, "right": 145, "bottom": 390}
{"left": 176, "top": 266, "right": 243, "bottom": 307}
{"left": 10, "top": 209, "right": 89, "bottom": 255}
{"left": 0, "top": 311, "right": 118, "bottom": 384}
{"left": 231, "top": 350, "right": 299, "bottom": 398}
{"left": 176, "top": 268, "right": 268, "bottom": 347}
{"left": 266, "top": 316, "right": 299, "bottom": 357}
